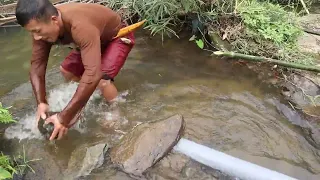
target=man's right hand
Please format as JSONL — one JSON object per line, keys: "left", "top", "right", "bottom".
{"left": 36, "top": 103, "right": 49, "bottom": 124}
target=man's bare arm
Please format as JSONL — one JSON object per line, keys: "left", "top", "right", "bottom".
{"left": 30, "top": 38, "right": 52, "bottom": 104}
{"left": 58, "top": 24, "right": 103, "bottom": 127}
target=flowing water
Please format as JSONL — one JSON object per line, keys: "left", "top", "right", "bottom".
{"left": 0, "top": 26, "right": 319, "bottom": 180}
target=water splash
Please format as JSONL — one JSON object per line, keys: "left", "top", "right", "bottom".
{"left": 4, "top": 112, "right": 45, "bottom": 140}
{"left": 4, "top": 82, "right": 129, "bottom": 140}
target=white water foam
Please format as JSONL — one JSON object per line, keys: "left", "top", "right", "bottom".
{"left": 4, "top": 82, "right": 129, "bottom": 140}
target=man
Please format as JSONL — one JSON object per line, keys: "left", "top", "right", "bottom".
{"left": 15, "top": 0, "right": 135, "bottom": 140}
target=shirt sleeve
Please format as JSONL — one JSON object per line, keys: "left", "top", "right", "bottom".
{"left": 30, "top": 38, "right": 52, "bottom": 104}
{"left": 58, "top": 23, "right": 103, "bottom": 126}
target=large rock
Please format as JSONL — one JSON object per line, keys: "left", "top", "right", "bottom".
{"left": 110, "top": 114, "right": 185, "bottom": 178}
{"left": 297, "top": 32, "right": 320, "bottom": 54}
{"left": 298, "top": 14, "right": 320, "bottom": 54}
{"left": 299, "top": 14, "right": 320, "bottom": 34}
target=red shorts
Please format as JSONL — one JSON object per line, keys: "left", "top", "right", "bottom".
{"left": 61, "top": 25, "right": 135, "bottom": 81}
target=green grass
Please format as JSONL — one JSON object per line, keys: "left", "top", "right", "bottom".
{"left": 0, "top": 103, "right": 16, "bottom": 124}
{"left": 100, "top": 0, "right": 208, "bottom": 41}
{"left": 234, "top": 0, "right": 316, "bottom": 65}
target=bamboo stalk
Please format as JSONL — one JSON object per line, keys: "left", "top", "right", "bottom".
{"left": 213, "top": 51, "right": 320, "bottom": 73}
{"left": 0, "top": 24, "right": 20, "bottom": 28}
{"left": 299, "top": 0, "right": 309, "bottom": 14}
{"left": 0, "top": 16, "right": 16, "bottom": 25}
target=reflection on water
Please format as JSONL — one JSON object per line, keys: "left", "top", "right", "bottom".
{"left": 0, "top": 27, "right": 319, "bottom": 180}
{"left": 0, "top": 27, "right": 70, "bottom": 97}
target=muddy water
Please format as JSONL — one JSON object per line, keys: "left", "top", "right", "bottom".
{"left": 0, "top": 27, "right": 319, "bottom": 180}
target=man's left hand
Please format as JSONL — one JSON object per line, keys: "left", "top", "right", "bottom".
{"left": 46, "top": 113, "right": 68, "bottom": 141}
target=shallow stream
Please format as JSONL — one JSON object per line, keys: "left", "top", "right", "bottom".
{"left": 0, "top": 27, "right": 319, "bottom": 180}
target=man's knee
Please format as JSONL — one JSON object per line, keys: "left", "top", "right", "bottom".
{"left": 98, "top": 79, "right": 118, "bottom": 102}
{"left": 98, "top": 79, "right": 111, "bottom": 89}
{"left": 60, "top": 66, "right": 80, "bottom": 82}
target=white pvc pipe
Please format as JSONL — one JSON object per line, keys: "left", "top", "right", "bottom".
{"left": 173, "top": 138, "right": 298, "bottom": 180}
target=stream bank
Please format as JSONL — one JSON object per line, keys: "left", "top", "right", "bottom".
{"left": 200, "top": 1, "right": 320, "bottom": 125}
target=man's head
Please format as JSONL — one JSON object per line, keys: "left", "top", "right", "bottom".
{"left": 16, "top": 0, "right": 62, "bottom": 43}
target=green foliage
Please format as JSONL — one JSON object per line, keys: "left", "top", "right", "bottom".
{"left": 100, "top": 0, "right": 316, "bottom": 65}
{"left": 189, "top": 34, "right": 205, "bottom": 49}
{"left": 0, "top": 167, "right": 11, "bottom": 180}
{"left": 0, "top": 145, "right": 40, "bottom": 179}
{"left": 0, "top": 103, "right": 39, "bottom": 179}
{"left": 227, "top": 0, "right": 317, "bottom": 65}
{"left": 0, "top": 103, "right": 16, "bottom": 124}
{"left": 238, "top": 1, "right": 303, "bottom": 45}
{"left": 101, "top": 0, "right": 207, "bottom": 40}
{"left": 195, "top": 39, "right": 204, "bottom": 49}
{"left": 0, "top": 102, "right": 16, "bottom": 179}
{"left": 0, "top": 154, "right": 15, "bottom": 179}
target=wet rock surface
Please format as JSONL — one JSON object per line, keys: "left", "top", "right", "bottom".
{"left": 64, "top": 143, "right": 108, "bottom": 179}
{"left": 298, "top": 14, "right": 320, "bottom": 55}
{"left": 299, "top": 14, "right": 320, "bottom": 34}
{"left": 22, "top": 142, "right": 63, "bottom": 180}
{"left": 272, "top": 99, "right": 320, "bottom": 149}
{"left": 110, "top": 114, "right": 185, "bottom": 178}
{"left": 281, "top": 73, "right": 320, "bottom": 109}
{"left": 297, "top": 33, "right": 320, "bottom": 55}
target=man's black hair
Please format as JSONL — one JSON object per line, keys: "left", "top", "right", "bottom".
{"left": 15, "top": 0, "right": 58, "bottom": 27}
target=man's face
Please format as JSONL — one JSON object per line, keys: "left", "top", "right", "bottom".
{"left": 24, "top": 17, "right": 60, "bottom": 43}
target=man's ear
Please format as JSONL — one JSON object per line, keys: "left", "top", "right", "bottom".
{"left": 51, "top": 15, "right": 59, "bottom": 25}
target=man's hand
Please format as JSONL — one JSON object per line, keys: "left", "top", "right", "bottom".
{"left": 46, "top": 114, "right": 68, "bottom": 140}
{"left": 36, "top": 103, "right": 49, "bottom": 124}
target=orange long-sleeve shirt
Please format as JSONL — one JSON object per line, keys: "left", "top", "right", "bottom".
{"left": 30, "top": 3, "right": 121, "bottom": 126}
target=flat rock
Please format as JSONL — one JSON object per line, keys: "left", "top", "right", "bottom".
{"left": 297, "top": 14, "right": 320, "bottom": 54}
{"left": 297, "top": 32, "right": 320, "bottom": 54}
{"left": 299, "top": 14, "right": 320, "bottom": 34}
{"left": 110, "top": 114, "right": 185, "bottom": 178}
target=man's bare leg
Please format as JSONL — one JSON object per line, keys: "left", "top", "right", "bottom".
{"left": 97, "top": 79, "right": 118, "bottom": 102}
{"left": 60, "top": 66, "right": 81, "bottom": 82}
{"left": 60, "top": 66, "right": 118, "bottom": 102}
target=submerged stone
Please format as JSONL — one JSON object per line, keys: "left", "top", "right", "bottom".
{"left": 110, "top": 114, "right": 185, "bottom": 178}
{"left": 64, "top": 143, "right": 109, "bottom": 179}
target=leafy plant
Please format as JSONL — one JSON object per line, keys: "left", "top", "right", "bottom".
{"left": 0, "top": 103, "right": 16, "bottom": 124}
{"left": 0, "top": 154, "right": 16, "bottom": 180}
{"left": 189, "top": 35, "right": 204, "bottom": 49}
{"left": 229, "top": 0, "right": 316, "bottom": 65}
{"left": 238, "top": 1, "right": 303, "bottom": 45}
{"left": 101, "top": 0, "right": 207, "bottom": 40}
